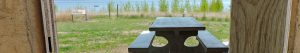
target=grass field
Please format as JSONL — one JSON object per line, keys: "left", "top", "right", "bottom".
{"left": 56, "top": 16, "right": 230, "bottom": 53}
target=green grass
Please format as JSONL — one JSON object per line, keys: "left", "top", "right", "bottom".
{"left": 56, "top": 16, "right": 229, "bottom": 53}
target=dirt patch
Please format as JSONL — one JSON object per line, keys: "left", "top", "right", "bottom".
{"left": 57, "top": 32, "right": 81, "bottom": 35}
{"left": 121, "top": 30, "right": 143, "bottom": 35}
{"left": 94, "top": 44, "right": 129, "bottom": 53}
{"left": 110, "top": 44, "right": 128, "bottom": 53}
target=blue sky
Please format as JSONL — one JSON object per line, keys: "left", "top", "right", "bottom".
{"left": 54, "top": 0, "right": 231, "bottom": 12}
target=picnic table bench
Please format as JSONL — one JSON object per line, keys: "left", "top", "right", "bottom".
{"left": 128, "top": 17, "right": 228, "bottom": 53}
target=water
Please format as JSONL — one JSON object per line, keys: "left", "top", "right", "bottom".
{"left": 55, "top": 0, "right": 231, "bottom": 13}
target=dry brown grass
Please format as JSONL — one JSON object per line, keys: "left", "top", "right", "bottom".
{"left": 56, "top": 11, "right": 73, "bottom": 22}
{"left": 55, "top": 9, "right": 230, "bottom": 22}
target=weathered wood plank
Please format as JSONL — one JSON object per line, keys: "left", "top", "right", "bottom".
{"left": 294, "top": 12, "right": 300, "bottom": 53}
{"left": 292, "top": 0, "right": 300, "bottom": 53}
{"left": 230, "top": 0, "right": 290, "bottom": 53}
{"left": 288, "top": 0, "right": 299, "bottom": 53}
{"left": 0, "top": 0, "right": 46, "bottom": 53}
{"left": 41, "top": 0, "right": 58, "bottom": 53}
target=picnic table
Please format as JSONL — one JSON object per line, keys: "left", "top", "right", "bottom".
{"left": 128, "top": 17, "right": 228, "bottom": 53}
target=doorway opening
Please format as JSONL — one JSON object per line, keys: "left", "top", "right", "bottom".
{"left": 53, "top": 0, "right": 231, "bottom": 53}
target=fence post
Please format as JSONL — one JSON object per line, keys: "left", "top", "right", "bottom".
{"left": 109, "top": 5, "right": 111, "bottom": 18}
{"left": 117, "top": 4, "right": 119, "bottom": 17}
{"left": 71, "top": 14, "right": 74, "bottom": 22}
{"left": 85, "top": 14, "right": 88, "bottom": 21}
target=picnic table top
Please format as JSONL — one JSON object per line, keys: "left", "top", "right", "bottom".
{"left": 149, "top": 17, "right": 205, "bottom": 31}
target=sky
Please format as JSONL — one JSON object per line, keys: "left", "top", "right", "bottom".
{"left": 54, "top": 0, "right": 231, "bottom": 12}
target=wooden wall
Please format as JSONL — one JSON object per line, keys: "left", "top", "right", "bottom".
{"left": 0, "top": 0, "right": 57, "bottom": 53}
{"left": 288, "top": 0, "right": 299, "bottom": 53}
{"left": 0, "top": 0, "right": 45, "bottom": 53}
{"left": 41, "top": 0, "right": 58, "bottom": 53}
{"left": 230, "top": 0, "right": 290, "bottom": 53}
{"left": 294, "top": 5, "right": 300, "bottom": 52}
{"left": 291, "top": 0, "right": 300, "bottom": 53}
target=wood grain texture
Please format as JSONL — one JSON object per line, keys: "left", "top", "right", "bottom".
{"left": 0, "top": 0, "right": 46, "bottom": 53}
{"left": 293, "top": 0, "right": 300, "bottom": 53}
{"left": 41, "top": 0, "right": 58, "bottom": 53}
{"left": 288, "top": 0, "right": 299, "bottom": 53}
{"left": 294, "top": 12, "right": 300, "bottom": 53}
{"left": 230, "top": 0, "right": 289, "bottom": 53}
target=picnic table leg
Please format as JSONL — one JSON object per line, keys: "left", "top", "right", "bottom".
{"left": 156, "top": 31, "right": 198, "bottom": 53}
{"left": 170, "top": 31, "right": 188, "bottom": 53}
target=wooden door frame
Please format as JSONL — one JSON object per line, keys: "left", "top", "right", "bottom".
{"left": 39, "top": 0, "right": 300, "bottom": 53}
{"left": 288, "top": 0, "right": 300, "bottom": 53}
{"left": 288, "top": 0, "right": 299, "bottom": 53}
{"left": 40, "top": 0, "right": 58, "bottom": 53}
{"left": 0, "top": 0, "right": 58, "bottom": 53}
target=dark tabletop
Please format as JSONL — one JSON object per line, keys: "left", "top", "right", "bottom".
{"left": 149, "top": 17, "right": 205, "bottom": 31}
